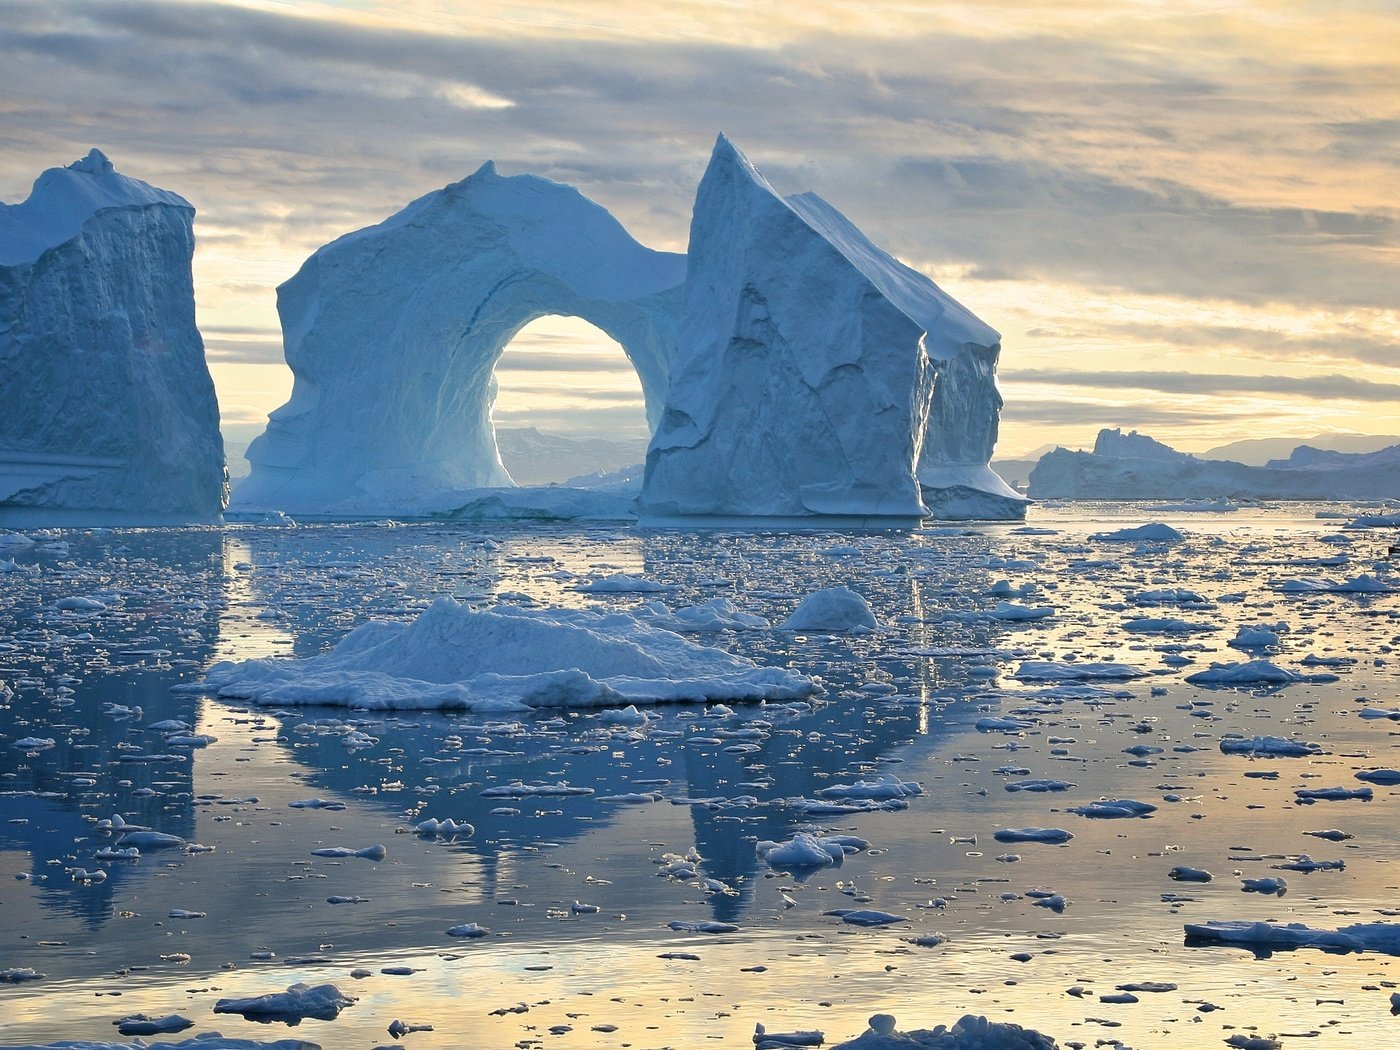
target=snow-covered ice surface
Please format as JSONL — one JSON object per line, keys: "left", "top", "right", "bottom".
{"left": 0, "top": 503, "right": 1398, "bottom": 1049}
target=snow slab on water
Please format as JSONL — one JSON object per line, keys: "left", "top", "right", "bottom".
{"left": 197, "top": 596, "right": 817, "bottom": 710}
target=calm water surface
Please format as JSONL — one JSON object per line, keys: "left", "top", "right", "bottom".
{"left": 1, "top": 504, "right": 1397, "bottom": 1048}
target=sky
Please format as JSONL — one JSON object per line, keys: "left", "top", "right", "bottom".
{"left": 1, "top": 0, "right": 1397, "bottom": 457}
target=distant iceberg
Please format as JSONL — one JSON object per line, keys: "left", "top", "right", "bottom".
{"left": 1029, "top": 427, "right": 1400, "bottom": 500}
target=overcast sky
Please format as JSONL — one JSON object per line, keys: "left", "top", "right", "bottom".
{"left": 2, "top": 0, "right": 1396, "bottom": 455}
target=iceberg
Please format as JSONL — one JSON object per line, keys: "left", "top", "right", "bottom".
{"left": 233, "top": 162, "right": 685, "bottom": 518}
{"left": 0, "top": 150, "right": 226, "bottom": 524}
{"left": 640, "top": 135, "right": 1022, "bottom": 523}
{"left": 236, "top": 135, "right": 1018, "bottom": 522}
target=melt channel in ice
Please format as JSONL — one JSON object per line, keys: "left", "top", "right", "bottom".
{"left": 0, "top": 149, "right": 226, "bottom": 525}
{"left": 197, "top": 596, "right": 817, "bottom": 710}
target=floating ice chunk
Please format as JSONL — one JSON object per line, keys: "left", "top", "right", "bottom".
{"left": 1124, "top": 617, "right": 1214, "bottom": 633}
{"left": 1133, "top": 587, "right": 1209, "bottom": 606}
{"left": 12, "top": 737, "right": 56, "bottom": 750}
{"left": 288, "top": 798, "right": 346, "bottom": 811}
{"left": 1272, "top": 855, "right": 1344, "bottom": 873}
{"left": 1186, "top": 660, "right": 1336, "bottom": 686}
{"left": 667, "top": 920, "right": 739, "bottom": 934}
{"left": 988, "top": 601, "right": 1053, "bottom": 621}
{"left": 94, "top": 846, "right": 140, "bottom": 861}
{"left": 1354, "top": 768, "right": 1400, "bottom": 784}
{"left": 597, "top": 705, "right": 650, "bottom": 725}
{"left": 1303, "top": 829, "right": 1352, "bottom": 842}
{"left": 816, "top": 774, "right": 921, "bottom": 802}
{"left": 756, "top": 832, "right": 862, "bottom": 870}
{"left": 1229, "top": 623, "right": 1286, "bottom": 649}
{"left": 1241, "top": 876, "right": 1287, "bottom": 895}
{"left": 310, "top": 844, "right": 386, "bottom": 860}
{"left": 781, "top": 587, "right": 878, "bottom": 633}
{"left": 829, "top": 1012, "right": 1059, "bottom": 1049}
{"left": 1067, "top": 799, "right": 1157, "bottom": 819}
{"left": 1218, "top": 735, "right": 1323, "bottom": 757}
{"left": 993, "top": 828, "right": 1073, "bottom": 844}
{"left": 754, "top": 1022, "right": 825, "bottom": 1047}
{"left": 1224, "top": 1036, "right": 1282, "bottom": 1050}
{"left": 575, "top": 574, "right": 672, "bottom": 593}
{"left": 117, "top": 830, "right": 185, "bottom": 850}
{"left": 481, "top": 781, "right": 593, "bottom": 798}
{"left": 415, "top": 817, "right": 474, "bottom": 837}
{"left": 56, "top": 596, "right": 106, "bottom": 611}
{"left": 0, "top": 967, "right": 45, "bottom": 983}
{"left": 1092, "top": 523, "right": 1183, "bottom": 543}
{"left": 1184, "top": 919, "right": 1400, "bottom": 955}
{"left": 213, "top": 981, "right": 357, "bottom": 1022}
{"left": 1005, "top": 779, "right": 1073, "bottom": 793}
{"left": 1296, "top": 786, "right": 1372, "bottom": 802}
{"left": 1013, "top": 661, "right": 1147, "bottom": 681}
{"left": 642, "top": 598, "right": 769, "bottom": 632}
{"left": 446, "top": 922, "right": 490, "bottom": 938}
{"left": 975, "top": 716, "right": 1034, "bottom": 731}
{"left": 114, "top": 1013, "right": 195, "bottom": 1036}
{"left": 1169, "top": 866, "right": 1213, "bottom": 883}
{"left": 824, "top": 909, "right": 907, "bottom": 927}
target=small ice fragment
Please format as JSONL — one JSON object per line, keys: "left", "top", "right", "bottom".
{"left": 993, "top": 827, "right": 1073, "bottom": 844}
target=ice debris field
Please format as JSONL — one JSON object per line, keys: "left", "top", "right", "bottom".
{"left": 0, "top": 503, "right": 1398, "bottom": 1049}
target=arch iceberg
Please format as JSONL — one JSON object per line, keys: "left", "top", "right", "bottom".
{"left": 233, "top": 136, "right": 1023, "bottom": 522}
{"left": 236, "top": 162, "right": 684, "bottom": 517}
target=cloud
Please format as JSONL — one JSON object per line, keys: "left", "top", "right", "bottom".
{"left": 1000, "top": 398, "right": 1265, "bottom": 430}
{"left": 2, "top": 0, "right": 1395, "bottom": 448}
{"left": 1001, "top": 369, "right": 1400, "bottom": 402}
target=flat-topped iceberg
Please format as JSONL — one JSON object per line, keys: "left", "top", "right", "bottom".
{"left": 0, "top": 150, "right": 225, "bottom": 524}
{"left": 198, "top": 597, "right": 817, "bottom": 710}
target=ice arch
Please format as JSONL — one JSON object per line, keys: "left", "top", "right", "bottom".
{"left": 234, "top": 162, "right": 684, "bottom": 517}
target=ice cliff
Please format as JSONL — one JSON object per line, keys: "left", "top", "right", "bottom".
{"left": 236, "top": 136, "right": 1019, "bottom": 522}
{"left": 640, "top": 135, "right": 1022, "bottom": 522}
{"left": 233, "top": 163, "right": 685, "bottom": 518}
{"left": 0, "top": 150, "right": 225, "bottom": 524}
{"left": 1030, "top": 428, "right": 1400, "bottom": 500}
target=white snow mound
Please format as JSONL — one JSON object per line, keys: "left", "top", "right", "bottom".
{"left": 200, "top": 597, "right": 817, "bottom": 710}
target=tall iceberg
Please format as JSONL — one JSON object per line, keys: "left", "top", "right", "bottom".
{"left": 233, "top": 163, "right": 685, "bottom": 518}
{"left": 639, "top": 135, "right": 1023, "bottom": 522}
{"left": 0, "top": 150, "right": 226, "bottom": 524}
{"left": 236, "top": 136, "right": 1019, "bottom": 522}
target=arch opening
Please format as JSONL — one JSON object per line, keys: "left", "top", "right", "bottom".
{"left": 491, "top": 315, "right": 651, "bottom": 486}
